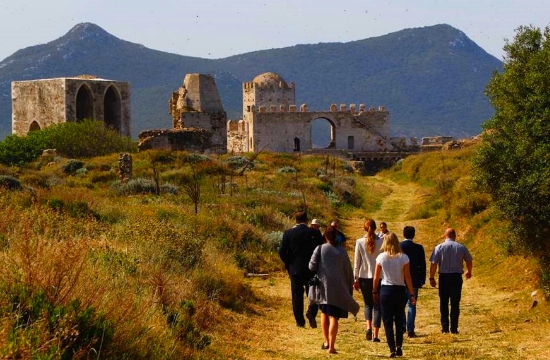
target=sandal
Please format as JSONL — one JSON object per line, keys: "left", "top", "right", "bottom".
{"left": 321, "top": 343, "right": 329, "bottom": 350}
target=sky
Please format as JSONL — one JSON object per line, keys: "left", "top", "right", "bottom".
{"left": 1, "top": 0, "right": 549, "bottom": 62}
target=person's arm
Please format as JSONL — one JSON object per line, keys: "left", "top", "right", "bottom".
{"left": 465, "top": 260, "right": 473, "bottom": 279}
{"left": 429, "top": 262, "right": 437, "bottom": 287}
{"left": 308, "top": 245, "right": 320, "bottom": 272}
{"left": 404, "top": 262, "right": 417, "bottom": 306}
{"left": 279, "top": 232, "right": 289, "bottom": 267}
{"left": 419, "top": 246, "right": 426, "bottom": 287}
{"left": 353, "top": 242, "right": 361, "bottom": 290}
{"left": 372, "top": 263, "right": 382, "bottom": 304}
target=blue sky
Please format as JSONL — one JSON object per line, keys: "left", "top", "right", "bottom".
{"left": 1, "top": 0, "right": 548, "bottom": 62}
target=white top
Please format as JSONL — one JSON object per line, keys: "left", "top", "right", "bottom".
{"left": 376, "top": 252, "right": 410, "bottom": 286}
{"left": 354, "top": 234, "right": 383, "bottom": 279}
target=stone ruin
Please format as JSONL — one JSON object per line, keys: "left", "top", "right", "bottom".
{"left": 137, "top": 73, "right": 226, "bottom": 153}
{"left": 11, "top": 76, "right": 131, "bottom": 136}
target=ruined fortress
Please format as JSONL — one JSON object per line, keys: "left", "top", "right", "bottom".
{"left": 139, "top": 72, "right": 415, "bottom": 157}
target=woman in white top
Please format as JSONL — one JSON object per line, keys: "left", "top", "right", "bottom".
{"left": 353, "top": 218, "right": 383, "bottom": 342}
{"left": 372, "top": 232, "right": 416, "bottom": 358}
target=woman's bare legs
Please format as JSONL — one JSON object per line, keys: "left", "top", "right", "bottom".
{"left": 328, "top": 316, "right": 339, "bottom": 353}
{"left": 321, "top": 312, "right": 329, "bottom": 348}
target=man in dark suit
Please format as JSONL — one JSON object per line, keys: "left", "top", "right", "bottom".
{"left": 400, "top": 226, "right": 426, "bottom": 337}
{"left": 279, "top": 211, "right": 324, "bottom": 328}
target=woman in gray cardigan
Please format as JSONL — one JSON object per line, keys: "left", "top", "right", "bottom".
{"left": 309, "top": 225, "right": 360, "bottom": 354}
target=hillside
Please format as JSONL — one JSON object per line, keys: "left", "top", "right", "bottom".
{"left": 0, "top": 143, "right": 548, "bottom": 358}
{"left": 0, "top": 23, "right": 502, "bottom": 140}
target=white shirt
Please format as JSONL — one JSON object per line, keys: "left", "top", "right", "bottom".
{"left": 376, "top": 252, "right": 410, "bottom": 286}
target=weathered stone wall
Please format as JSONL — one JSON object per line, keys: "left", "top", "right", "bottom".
{"left": 12, "top": 79, "right": 67, "bottom": 134}
{"left": 183, "top": 74, "right": 224, "bottom": 113}
{"left": 11, "top": 77, "right": 131, "bottom": 136}
{"left": 137, "top": 129, "right": 213, "bottom": 152}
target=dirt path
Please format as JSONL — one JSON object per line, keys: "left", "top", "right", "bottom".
{"left": 225, "top": 176, "right": 550, "bottom": 359}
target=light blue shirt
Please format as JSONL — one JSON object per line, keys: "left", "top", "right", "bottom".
{"left": 429, "top": 239, "right": 472, "bottom": 274}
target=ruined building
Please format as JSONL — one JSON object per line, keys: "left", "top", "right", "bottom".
{"left": 11, "top": 76, "right": 131, "bottom": 136}
{"left": 227, "top": 72, "right": 395, "bottom": 154}
{"left": 138, "top": 73, "right": 227, "bottom": 153}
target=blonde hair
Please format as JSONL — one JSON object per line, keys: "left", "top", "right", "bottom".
{"left": 364, "top": 218, "right": 377, "bottom": 254}
{"left": 381, "top": 232, "right": 402, "bottom": 257}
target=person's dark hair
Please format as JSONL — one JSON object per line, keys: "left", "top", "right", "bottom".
{"left": 403, "top": 226, "right": 416, "bottom": 239}
{"left": 294, "top": 211, "right": 308, "bottom": 223}
{"left": 324, "top": 226, "right": 338, "bottom": 246}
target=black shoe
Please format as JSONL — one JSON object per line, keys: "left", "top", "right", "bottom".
{"left": 407, "top": 331, "right": 416, "bottom": 338}
{"left": 451, "top": 330, "right": 459, "bottom": 334}
{"left": 389, "top": 352, "right": 396, "bottom": 358}
{"left": 297, "top": 322, "right": 305, "bottom": 328}
{"left": 373, "top": 337, "right": 381, "bottom": 342}
{"left": 366, "top": 328, "right": 373, "bottom": 340}
{"left": 396, "top": 347, "right": 403, "bottom": 356}
{"left": 441, "top": 329, "right": 449, "bottom": 333}
{"left": 321, "top": 343, "right": 329, "bottom": 350}
{"left": 306, "top": 313, "right": 317, "bottom": 329}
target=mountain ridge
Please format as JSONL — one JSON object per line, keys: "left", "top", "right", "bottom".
{"left": 0, "top": 22, "right": 502, "bottom": 140}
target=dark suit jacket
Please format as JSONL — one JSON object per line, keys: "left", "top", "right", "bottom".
{"left": 400, "top": 239, "right": 426, "bottom": 288}
{"left": 279, "top": 223, "right": 323, "bottom": 276}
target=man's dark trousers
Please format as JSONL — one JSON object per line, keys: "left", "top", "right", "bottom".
{"left": 438, "top": 273, "right": 463, "bottom": 333}
{"left": 290, "top": 271, "right": 317, "bottom": 326}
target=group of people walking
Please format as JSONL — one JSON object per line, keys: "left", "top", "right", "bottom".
{"left": 279, "top": 212, "right": 473, "bottom": 358}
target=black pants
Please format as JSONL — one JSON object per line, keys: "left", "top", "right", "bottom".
{"left": 438, "top": 273, "right": 463, "bottom": 332}
{"left": 380, "top": 285, "right": 407, "bottom": 353}
{"left": 289, "top": 271, "right": 318, "bottom": 326}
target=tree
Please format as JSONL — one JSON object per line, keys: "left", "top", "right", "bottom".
{"left": 474, "top": 25, "right": 550, "bottom": 295}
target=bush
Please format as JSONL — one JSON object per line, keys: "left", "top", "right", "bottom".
{"left": 0, "top": 120, "right": 136, "bottom": 166}
{"left": 62, "top": 159, "right": 85, "bottom": 175}
{"left": 111, "top": 178, "right": 178, "bottom": 195}
{"left": 277, "top": 166, "right": 297, "bottom": 173}
{"left": 0, "top": 175, "right": 22, "bottom": 190}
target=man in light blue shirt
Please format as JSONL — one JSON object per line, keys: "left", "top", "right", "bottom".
{"left": 429, "top": 228, "right": 472, "bottom": 334}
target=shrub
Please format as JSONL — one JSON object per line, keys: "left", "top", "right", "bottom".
{"left": 0, "top": 175, "right": 22, "bottom": 190}
{"left": 62, "top": 159, "right": 85, "bottom": 175}
{"left": 0, "top": 120, "right": 137, "bottom": 166}
{"left": 111, "top": 178, "right": 178, "bottom": 195}
{"left": 224, "top": 156, "right": 253, "bottom": 170}
{"left": 277, "top": 166, "right": 297, "bottom": 173}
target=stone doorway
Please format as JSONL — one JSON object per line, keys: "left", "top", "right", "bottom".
{"left": 104, "top": 85, "right": 121, "bottom": 132}
{"left": 76, "top": 85, "right": 94, "bottom": 121}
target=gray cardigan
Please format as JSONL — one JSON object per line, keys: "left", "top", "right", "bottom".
{"left": 309, "top": 243, "right": 360, "bottom": 316}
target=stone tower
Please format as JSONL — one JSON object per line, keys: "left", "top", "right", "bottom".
{"left": 242, "top": 72, "right": 295, "bottom": 116}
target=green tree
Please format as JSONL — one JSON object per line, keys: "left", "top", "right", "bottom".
{"left": 474, "top": 25, "right": 550, "bottom": 295}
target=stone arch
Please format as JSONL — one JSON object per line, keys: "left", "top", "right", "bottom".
{"left": 76, "top": 84, "right": 94, "bottom": 121}
{"left": 310, "top": 117, "right": 336, "bottom": 149}
{"left": 29, "top": 121, "right": 41, "bottom": 132}
{"left": 104, "top": 85, "right": 122, "bottom": 132}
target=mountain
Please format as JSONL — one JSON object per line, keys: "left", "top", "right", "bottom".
{"left": 0, "top": 22, "right": 502, "bottom": 140}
